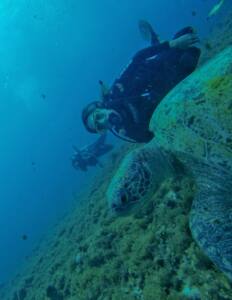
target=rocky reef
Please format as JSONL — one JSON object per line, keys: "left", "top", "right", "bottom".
{"left": 1, "top": 143, "right": 232, "bottom": 300}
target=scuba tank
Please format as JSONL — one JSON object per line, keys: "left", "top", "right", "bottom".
{"left": 99, "top": 80, "right": 138, "bottom": 143}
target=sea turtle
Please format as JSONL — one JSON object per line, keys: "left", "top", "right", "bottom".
{"left": 107, "top": 46, "right": 232, "bottom": 280}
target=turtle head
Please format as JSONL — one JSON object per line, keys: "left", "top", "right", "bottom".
{"left": 107, "top": 148, "right": 154, "bottom": 212}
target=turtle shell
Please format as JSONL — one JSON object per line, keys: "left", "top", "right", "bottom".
{"left": 150, "top": 46, "right": 232, "bottom": 172}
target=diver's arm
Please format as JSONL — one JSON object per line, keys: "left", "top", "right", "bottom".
{"left": 85, "top": 134, "right": 107, "bottom": 156}
{"left": 135, "top": 33, "right": 199, "bottom": 61}
{"left": 134, "top": 41, "right": 170, "bottom": 61}
{"left": 94, "top": 133, "right": 107, "bottom": 147}
{"left": 169, "top": 33, "right": 199, "bottom": 49}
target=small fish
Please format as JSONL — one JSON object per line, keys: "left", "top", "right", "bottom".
{"left": 22, "top": 234, "right": 28, "bottom": 241}
{"left": 207, "top": 0, "right": 225, "bottom": 19}
{"left": 31, "top": 161, "right": 36, "bottom": 171}
{"left": 192, "top": 10, "right": 197, "bottom": 16}
{"left": 41, "top": 93, "right": 46, "bottom": 99}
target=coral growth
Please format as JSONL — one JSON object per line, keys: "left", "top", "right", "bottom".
{"left": 1, "top": 145, "right": 232, "bottom": 300}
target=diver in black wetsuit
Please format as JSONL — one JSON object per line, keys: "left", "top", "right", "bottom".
{"left": 71, "top": 133, "right": 113, "bottom": 171}
{"left": 82, "top": 21, "right": 201, "bottom": 143}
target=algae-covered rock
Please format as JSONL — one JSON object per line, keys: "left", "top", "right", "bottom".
{"left": 1, "top": 146, "right": 232, "bottom": 300}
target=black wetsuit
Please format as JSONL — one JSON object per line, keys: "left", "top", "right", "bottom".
{"left": 103, "top": 28, "right": 201, "bottom": 143}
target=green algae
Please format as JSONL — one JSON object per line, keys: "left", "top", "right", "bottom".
{"left": 2, "top": 144, "right": 232, "bottom": 299}
{"left": 206, "top": 74, "right": 232, "bottom": 98}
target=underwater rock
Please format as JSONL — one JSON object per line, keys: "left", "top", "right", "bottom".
{"left": 2, "top": 156, "right": 232, "bottom": 299}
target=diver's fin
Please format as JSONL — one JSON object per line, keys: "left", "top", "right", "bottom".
{"left": 138, "top": 20, "right": 159, "bottom": 44}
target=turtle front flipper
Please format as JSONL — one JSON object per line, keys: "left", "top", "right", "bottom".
{"left": 190, "top": 162, "right": 232, "bottom": 280}
{"left": 107, "top": 143, "right": 173, "bottom": 212}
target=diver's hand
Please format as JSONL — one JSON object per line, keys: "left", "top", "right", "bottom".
{"left": 169, "top": 33, "right": 199, "bottom": 49}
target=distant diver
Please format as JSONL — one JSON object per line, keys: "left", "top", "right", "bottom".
{"left": 71, "top": 133, "right": 113, "bottom": 171}
{"left": 82, "top": 20, "right": 201, "bottom": 143}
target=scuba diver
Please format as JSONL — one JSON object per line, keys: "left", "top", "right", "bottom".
{"left": 82, "top": 20, "right": 201, "bottom": 143}
{"left": 71, "top": 133, "right": 113, "bottom": 171}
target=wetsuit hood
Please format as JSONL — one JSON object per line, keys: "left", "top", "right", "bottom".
{"left": 82, "top": 101, "right": 104, "bottom": 133}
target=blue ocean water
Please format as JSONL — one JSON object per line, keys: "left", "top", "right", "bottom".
{"left": 0, "top": 0, "right": 229, "bottom": 286}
